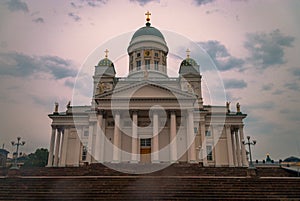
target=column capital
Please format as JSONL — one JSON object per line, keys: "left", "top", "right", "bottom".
{"left": 97, "top": 109, "right": 105, "bottom": 115}
{"left": 187, "top": 108, "right": 194, "bottom": 113}
{"left": 51, "top": 125, "right": 57, "bottom": 129}
{"left": 112, "top": 109, "right": 121, "bottom": 115}
{"left": 169, "top": 110, "right": 176, "bottom": 115}
{"left": 131, "top": 110, "right": 139, "bottom": 116}
{"left": 57, "top": 127, "right": 65, "bottom": 133}
{"left": 225, "top": 124, "right": 231, "bottom": 129}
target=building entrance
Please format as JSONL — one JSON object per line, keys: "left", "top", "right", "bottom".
{"left": 140, "top": 138, "right": 151, "bottom": 163}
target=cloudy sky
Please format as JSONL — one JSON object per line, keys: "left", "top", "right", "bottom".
{"left": 0, "top": 0, "right": 299, "bottom": 160}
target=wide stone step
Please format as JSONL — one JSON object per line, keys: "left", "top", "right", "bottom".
{"left": 1, "top": 177, "right": 300, "bottom": 200}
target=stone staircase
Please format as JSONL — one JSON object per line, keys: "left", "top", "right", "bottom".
{"left": 0, "top": 164, "right": 299, "bottom": 200}
{"left": 1, "top": 163, "right": 294, "bottom": 177}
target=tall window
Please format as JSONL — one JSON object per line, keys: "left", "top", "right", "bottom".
{"left": 83, "top": 130, "right": 89, "bottom": 137}
{"left": 154, "top": 52, "right": 159, "bottom": 57}
{"left": 206, "top": 145, "right": 213, "bottom": 161}
{"left": 205, "top": 130, "right": 211, "bottom": 137}
{"left": 145, "top": 60, "right": 150, "bottom": 70}
{"left": 136, "top": 60, "right": 141, "bottom": 70}
{"left": 82, "top": 146, "right": 87, "bottom": 161}
{"left": 154, "top": 61, "right": 159, "bottom": 70}
{"left": 140, "top": 138, "right": 151, "bottom": 147}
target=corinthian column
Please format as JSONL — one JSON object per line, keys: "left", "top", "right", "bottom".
{"left": 131, "top": 111, "right": 138, "bottom": 163}
{"left": 112, "top": 112, "right": 120, "bottom": 163}
{"left": 239, "top": 125, "right": 248, "bottom": 166}
{"left": 235, "top": 128, "right": 242, "bottom": 166}
{"left": 170, "top": 111, "right": 177, "bottom": 163}
{"left": 152, "top": 111, "right": 159, "bottom": 163}
{"left": 200, "top": 122, "right": 207, "bottom": 166}
{"left": 60, "top": 127, "right": 69, "bottom": 167}
{"left": 225, "top": 125, "right": 234, "bottom": 167}
{"left": 47, "top": 126, "right": 56, "bottom": 167}
{"left": 54, "top": 128, "right": 62, "bottom": 166}
{"left": 94, "top": 113, "right": 103, "bottom": 162}
{"left": 187, "top": 109, "right": 196, "bottom": 163}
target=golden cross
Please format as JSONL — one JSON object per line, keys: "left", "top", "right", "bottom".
{"left": 104, "top": 49, "right": 109, "bottom": 58}
{"left": 186, "top": 48, "right": 191, "bottom": 58}
{"left": 145, "top": 11, "right": 151, "bottom": 21}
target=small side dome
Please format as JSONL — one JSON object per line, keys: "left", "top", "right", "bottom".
{"left": 180, "top": 58, "right": 198, "bottom": 67}
{"left": 179, "top": 49, "right": 200, "bottom": 75}
{"left": 95, "top": 49, "right": 116, "bottom": 76}
{"left": 97, "top": 58, "right": 114, "bottom": 67}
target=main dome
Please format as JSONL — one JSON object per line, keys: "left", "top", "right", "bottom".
{"left": 127, "top": 22, "right": 168, "bottom": 54}
{"left": 97, "top": 58, "right": 114, "bottom": 67}
{"left": 131, "top": 25, "right": 165, "bottom": 40}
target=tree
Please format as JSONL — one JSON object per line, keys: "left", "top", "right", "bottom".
{"left": 23, "top": 148, "right": 49, "bottom": 167}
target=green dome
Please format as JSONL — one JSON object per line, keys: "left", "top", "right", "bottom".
{"left": 180, "top": 58, "right": 198, "bottom": 67}
{"left": 131, "top": 25, "right": 165, "bottom": 41}
{"left": 97, "top": 58, "right": 114, "bottom": 67}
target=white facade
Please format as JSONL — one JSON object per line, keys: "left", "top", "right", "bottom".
{"left": 47, "top": 17, "right": 248, "bottom": 167}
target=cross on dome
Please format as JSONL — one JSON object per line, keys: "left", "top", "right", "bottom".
{"left": 104, "top": 49, "right": 109, "bottom": 58}
{"left": 145, "top": 11, "right": 151, "bottom": 22}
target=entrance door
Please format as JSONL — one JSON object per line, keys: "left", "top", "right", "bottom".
{"left": 140, "top": 138, "right": 151, "bottom": 163}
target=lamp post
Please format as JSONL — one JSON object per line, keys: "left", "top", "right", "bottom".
{"left": 242, "top": 136, "right": 256, "bottom": 169}
{"left": 10, "top": 137, "right": 25, "bottom": 170}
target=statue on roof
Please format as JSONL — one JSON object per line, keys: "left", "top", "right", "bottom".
{"left": 236, "top": 102, "right": 241, "bottom": 113}
{"left": 98, "top": 82, "right": 109, "bottom": 94}
{"left": 66, "top": 101, "right": 71, "bottom": 108}
{"left": 54, "top": 102, "right": 59, "bottom": 113}
{"left": 226, "top": 101, "right": 231, "bottom": 113}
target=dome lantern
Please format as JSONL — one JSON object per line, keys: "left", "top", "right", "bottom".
{"left": 127, "top": 12, "right": 169, "bottom": 78}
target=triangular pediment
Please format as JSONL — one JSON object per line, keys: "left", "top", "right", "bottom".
{"left": 95, "top": 80, "right": 196, "bottom": 100}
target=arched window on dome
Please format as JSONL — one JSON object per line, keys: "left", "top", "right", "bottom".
{"left": 145, "top": 60, "right": 150, "bottom": 70}
{"left": 136, "top": 60, "right": 141, "bottom": 71}
{"left": 154, "top": 61, "right": 159, "bottom": 70}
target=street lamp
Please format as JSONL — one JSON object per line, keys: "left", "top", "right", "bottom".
{"left": 10, "top": 137, "right": 25, "bottom": 170}
{"left": 242, "top": 136, "right": 256, "bottom": 169}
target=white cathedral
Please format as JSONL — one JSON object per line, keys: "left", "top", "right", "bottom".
{"left": 47, "top": 13, "right": 248, "bottom": 168}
